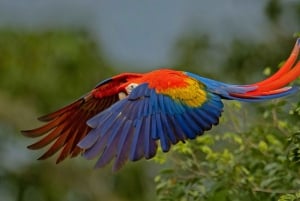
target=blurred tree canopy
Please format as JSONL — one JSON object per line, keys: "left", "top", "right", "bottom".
{"left": 0, "top": 30, "right": 155, "bottom": 201}
{"left": 154, "top": 0, "right": 300, "bottom": 200}
{"left": 0, "top": 1, "right": 300, "bottom": 201}
{"left": 0, "top": 30, "right": 115, "bottom": 112}
{"left": 155, "top": 99, "right": 300, "bottom": 201}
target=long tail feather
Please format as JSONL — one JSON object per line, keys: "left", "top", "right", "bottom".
{"left": 248, "top": 61, "right": 300, "bottom": 95}
{"left": 187, "top": 38, "right": 300, "bottom": 102}
{"left": 253, "top": 38, "right": 300, "bottom": 87}
{"left": 231, "top": 38, "right": 300, "bottom": 100}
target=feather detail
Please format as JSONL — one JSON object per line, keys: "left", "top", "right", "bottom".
{"left": 21, "top": 38, "right": 300, "bottom": 171}
{"left": 21, "top": 73, "right": 140, "bottom": 163}
{"left": 77, "top": 82, "right": 223, "bottom": 170}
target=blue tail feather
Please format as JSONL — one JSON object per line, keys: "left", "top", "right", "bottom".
{"left": 186, "top": 72, "right": 298, "bottom": 102}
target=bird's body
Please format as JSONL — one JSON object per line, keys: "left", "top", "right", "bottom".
{"left": 23, "top": 38, "right": 300, "bottom": 171}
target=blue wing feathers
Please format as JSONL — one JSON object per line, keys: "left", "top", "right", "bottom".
{"left": 143, "top": 116, "right": 151, "bottom": 157}
{"left": 187, "top": 111, "right": 204, "bottom": 135}
{"left": 161, "top": 115, "right": 178, "bottom": 144}
{"left": 129, "top": 119, "right": 142, "bottom": 161}
{"left": 98, "top": 113, "right": 118, "bottom": 133}
{"left": 169, "top": 115, "right": 186, "bottom": 141}
{"left": 82, "top": 112, "right": 125, "bottom": 159}
{"left": 137, "top": 99, "right": 145, "bottom": 118}
{"left": 201, "top": 109, "right": 219, "bottom": 126}
{"left": 113, "top": 121, "right": 133, "bottom": 171}
{"left": 79, "top": 112, "right": 115, "bottom": 149}
{"left": 79, "top": 82, "right": 224, "bottom": 170}
{"left": 127, "top": 99, "right": 142, "bottom": 120}
{"left": 116, "top": 121, "right": 132, "bottom": 157}
{"left": 105, "top": 117, "right": 125, "bottom": 148}
{"left": 78, "top": 127, "right": 99, "bottom": 149}
{"left": 164, "top": 96, "right": 175, "bottom": 114}
{"left": 194, "top": 112, "right": 211, "bottom": 130}
{"left": 129, "top": 119, "right": 144, "bottom": 161}
{"left": 82, "top": 129, "right": 111, "bottom": 159}
{"left": 158, "top": 95, "right": 167, "bottom": 113}
{"left": 155, "top": 113, "right": 169, "bottom": 151}
{"left": 150, "top": 89, "right": 159, "bottom": 111}
{"left": 142, "top": 97, "right": 151, "bottom": 116}
{"left": 183, "top": 111, "right": 201, "bottom": 131}
{"left": 95, "top": 120, "right": 124, "bottom": 168}
{"left": 167, "top": 117, "right": 180, "bottom": 144}
{"left": 202, "top": 107, "right": 220, "bottom": 122}
{"left": 151, "top": 115, "right": 158, "bottom": 140}
{"left": 160, "top": 95, "right": 179, "bottom": 144}
{"left": 174, "top": 101, "right": 185, "bottom": 113}
{"left": 122, "top": 101, "right": 136, "bottom": 117}
{"left": 174, "top": 114, "right": 194, "bottom": 139}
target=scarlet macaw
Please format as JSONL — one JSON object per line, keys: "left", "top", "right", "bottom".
{"left": 22, "top": 38, "right": 300, "bottom": 171}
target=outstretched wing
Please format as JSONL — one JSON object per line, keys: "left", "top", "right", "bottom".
{"left": 21, "top": 74, "right": 140, "bottom": 163}
{"left": 78, "top": 77, "right": 224, "bottom": 171}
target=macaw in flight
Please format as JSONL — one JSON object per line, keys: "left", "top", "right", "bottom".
{"left": 22, "top": 38, "right": 300, "bottom": 172}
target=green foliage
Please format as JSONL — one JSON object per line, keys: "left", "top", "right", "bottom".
{"left": 222, "top": 37, "right": 295, "bottom": 83}
{"left": 0, "top": 30, "right": 153, "bottom": 201}
{"left": 278, "top": 191, "right": 300, "bottom": 201}
{"left": 172, "top": 33, "right": 210, "bottom": 72}
{"left": 265, "top": 0, "right": 282, "bottom": 24}
{"left": 295, "top": 3, "right": 300, "bottom": 24}
{"left": 155, "top": 100, "right": 300, "bottom": 201}
{"left": 0, "top": 30, "right": 115, "bottom": 112}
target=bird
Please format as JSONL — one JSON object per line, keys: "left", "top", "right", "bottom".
{"left": 22, "top": 38, "right": 300, "bottom": 172}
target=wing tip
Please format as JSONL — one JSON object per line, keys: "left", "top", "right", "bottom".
{"left": 21, "top": 129, "right": 31, "bottom": 136}
{"left": 21, "top": 129, "right": 42, "bottom": 138}
{"left": 37, "top": 153, "right": 50, "bottom": 161}
{"left": 38, "top": 115, "right": 51, "bottom": 122}
{"left": 27, "top": 143, "right": 42, "bottom": 150}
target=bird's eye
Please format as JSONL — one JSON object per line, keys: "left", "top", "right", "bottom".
{"left": 125, "top": 83, "right": 139, "bottom": 94}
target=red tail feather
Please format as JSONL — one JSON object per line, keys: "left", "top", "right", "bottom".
{"left": 254, "top": 39, "right": 300, "bottom": 87}
{"left": 248, "top": 38, "right": 300, "bottom": 95}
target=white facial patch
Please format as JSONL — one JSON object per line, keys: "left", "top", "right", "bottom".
{"left": 125, "top": 83, "right": 139, "bottom": 94}
{"left": 118, "top": 83, "right": 139, "bottom": 100}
